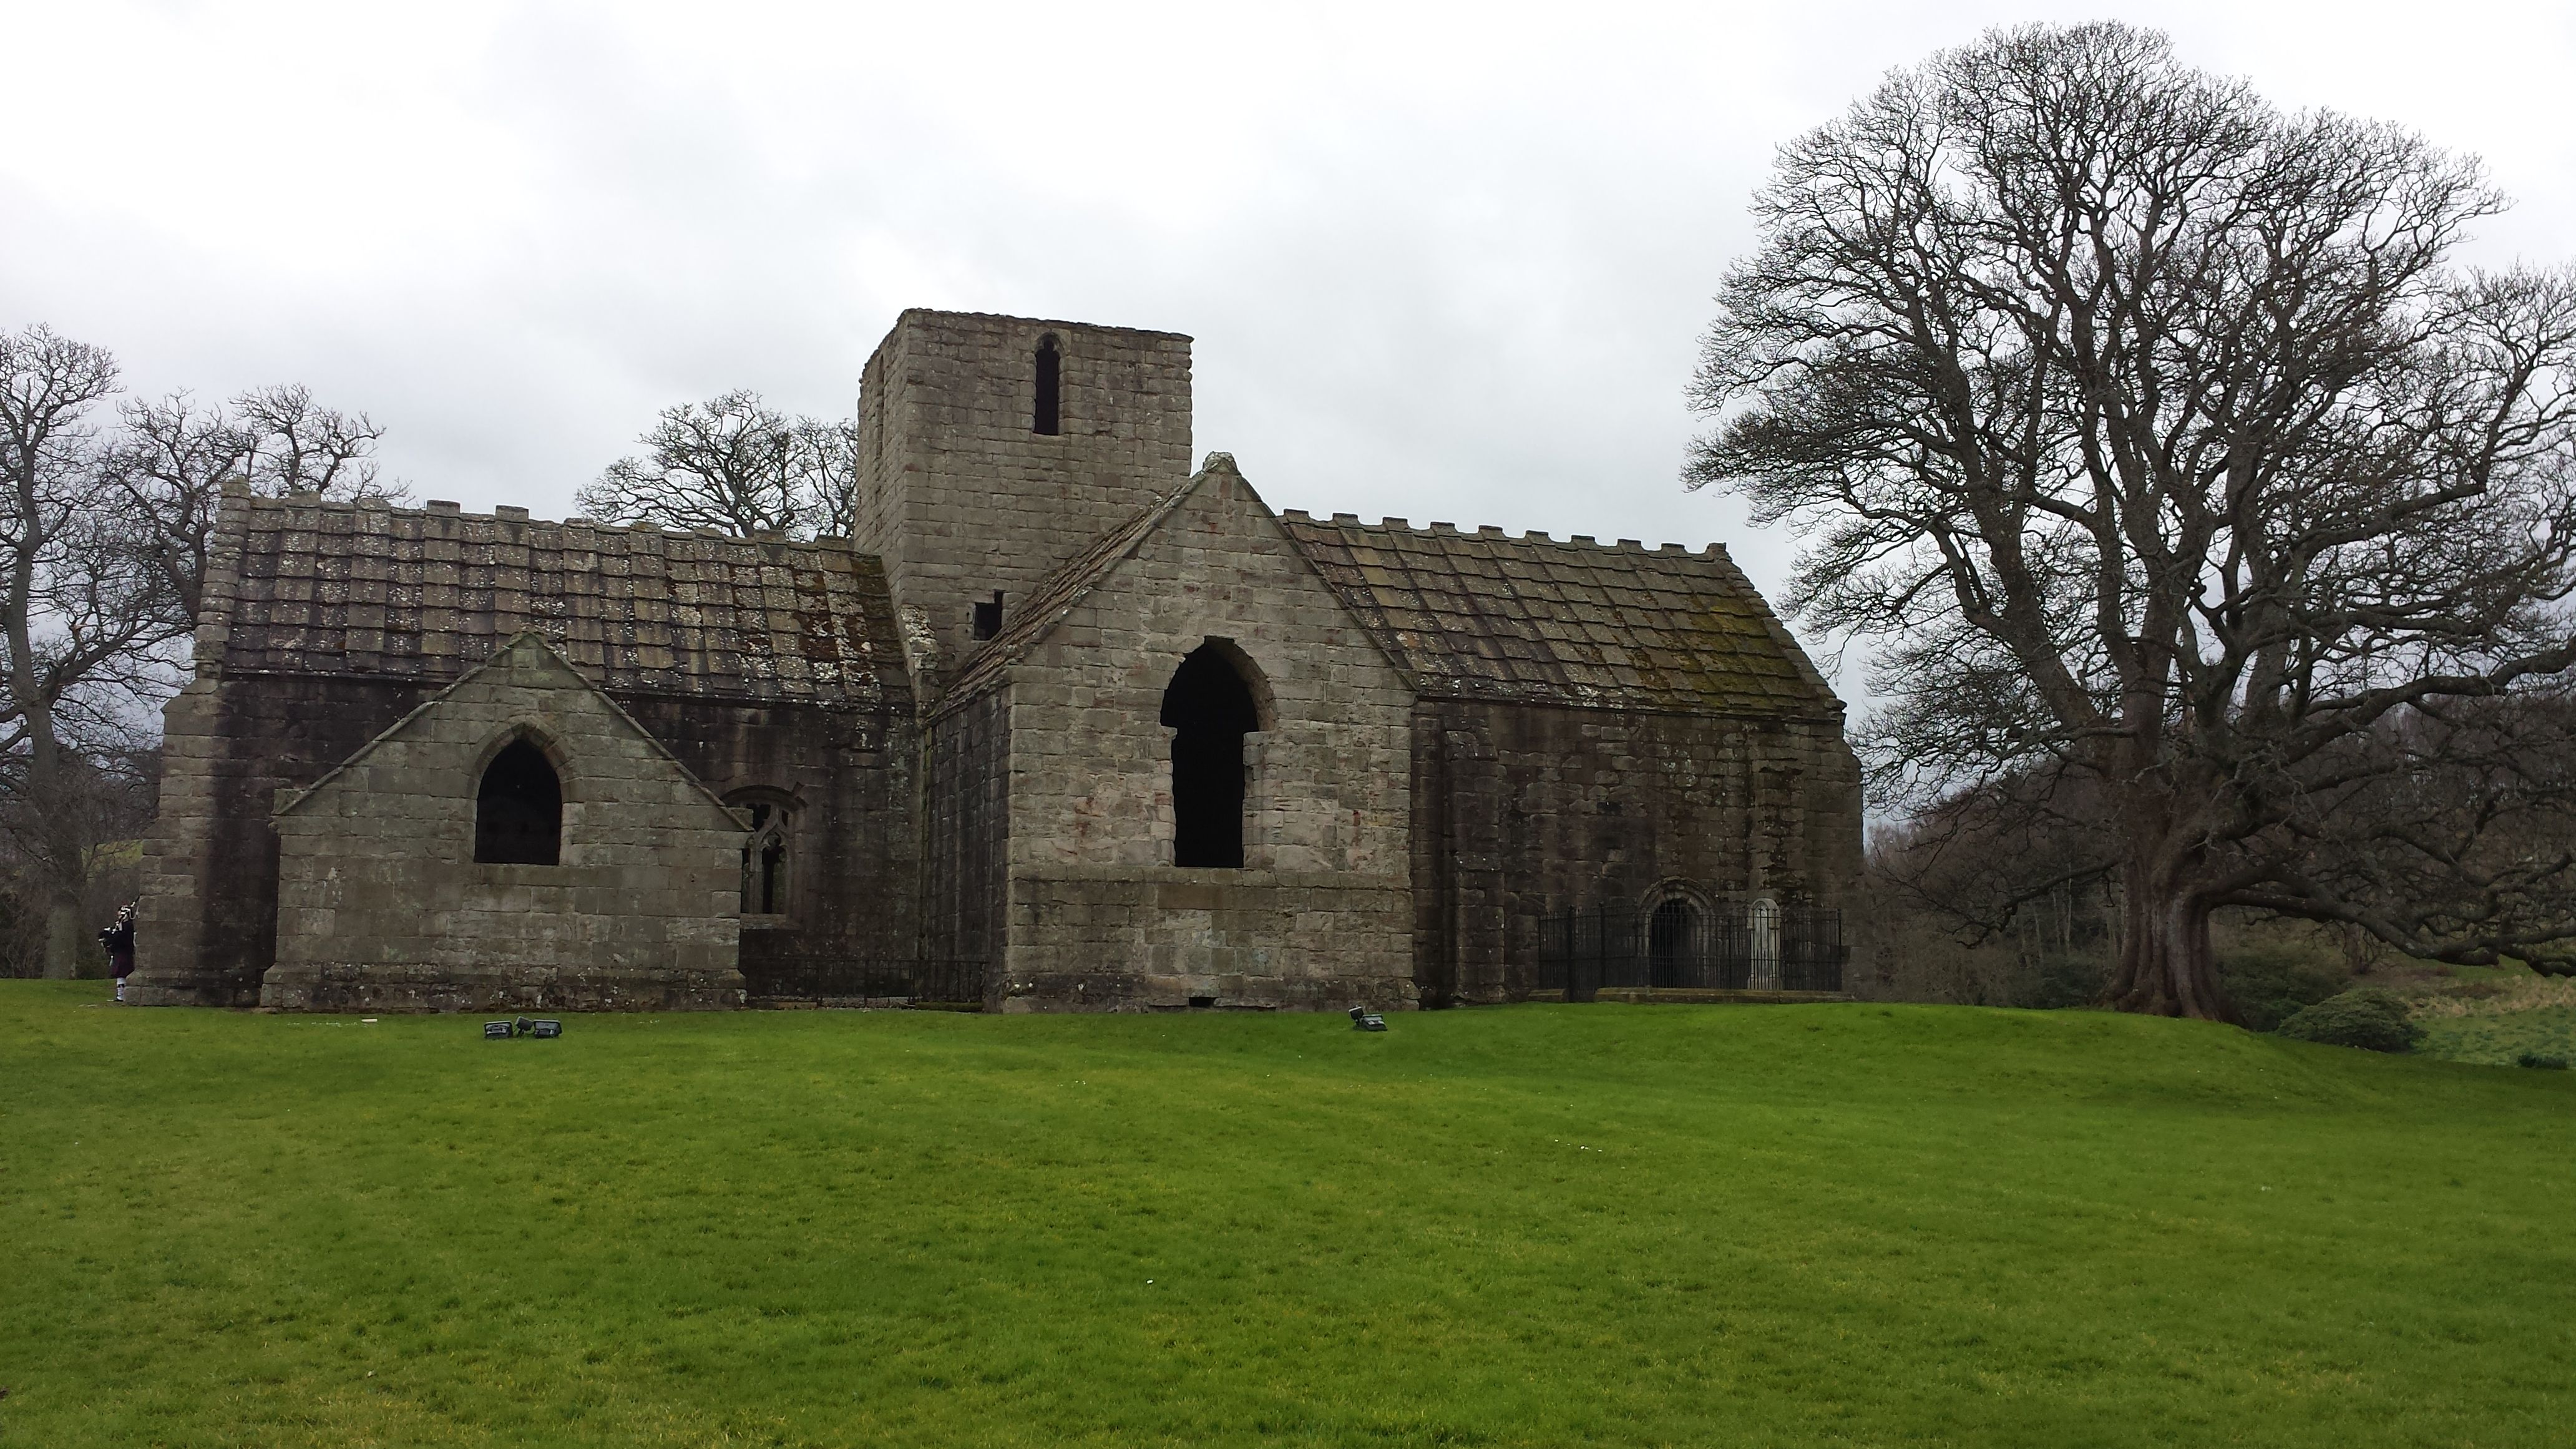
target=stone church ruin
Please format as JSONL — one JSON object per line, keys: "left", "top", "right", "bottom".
{"left": 125, "top": 310, "right": 1861, "bottom": 1013}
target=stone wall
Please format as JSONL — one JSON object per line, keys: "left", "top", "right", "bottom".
{"left": 621, "top": 695, "right": 919, "bottom": 987}
{"left": 130, "top": 666, "right": 917, "bottom": 1010}
{"left": 1410, "top": 698, "right": 1865, "bottom": 1004}
{"left": 923, "top": 686, "right": 1010, "bottom": 988}
{"left": 978, "top": 460, "right": 1417, "bottom": 1011}
{"left": 130, "top": 674, "right": 429, "bottom": 1005}
{"left": 854, "top": 310, "right": 1196, "bottom": 670}
{"left": 262, "top": 635, "right": 749, "bottom": 1012}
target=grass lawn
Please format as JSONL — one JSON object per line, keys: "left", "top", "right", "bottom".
{"left": 2409, "top": 975, "right": 2576, "bottom": 1069}
{"left": 2418, "top": 1008, "right": 2576, "bottom": 1068}
{"left": 4, "top": 982, "right": 2572, "bottom": 1447}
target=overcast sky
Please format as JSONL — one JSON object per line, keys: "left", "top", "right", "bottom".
{"left": 5, "top": 1, "right": 2571, "bottom": 691}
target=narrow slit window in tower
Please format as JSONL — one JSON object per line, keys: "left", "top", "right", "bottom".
{"left": 475, "top": 739, "right": 562, "bottom": 865}
{"left": 1033, "top": 334, "right": 1061, "bottom": 435}
{"left": 972, "top": 591, "right": 1005, "bottom": 642}
{"left": 1161, "top": 643, "right": 1261, "bottom": 868}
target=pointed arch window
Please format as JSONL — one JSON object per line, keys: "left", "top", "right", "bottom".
{"left": 1033, "top": 334, "right": 1062, "bottom": 435}
{"left": 475, "top": 739, "right": 562, "bottom": 865}
{"left": 736, "top": 797, "right": 794, "bottom": 918}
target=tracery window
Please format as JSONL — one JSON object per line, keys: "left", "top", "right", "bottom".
{"left": 739, "top": 799, "right": 793, "bottom": 917}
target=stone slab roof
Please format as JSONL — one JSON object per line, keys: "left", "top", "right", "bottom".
{"left": 1276, "top": 513, "right": 1842, "bottom": 719}
{"left": 201, "top": 491, "right": 910, "bottom": 710}
{"left": 933, "top": 457, "right": 1842, "bottom": 723}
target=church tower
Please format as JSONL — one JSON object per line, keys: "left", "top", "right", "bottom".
{"left": 851, "top": 310, "right": 1195, "bottom": 675}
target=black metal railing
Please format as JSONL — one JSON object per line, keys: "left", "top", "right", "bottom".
{"left": 1534, "top": 900, "right": 1845, "bottom": 998}
{"left": 743, "top": 957, "right": 990, "bottom": 1006}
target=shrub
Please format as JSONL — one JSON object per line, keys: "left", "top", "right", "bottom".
{"left": 2514, "top": 1051, "right": 2570, "bottom": 1070}
{"left": 2012, "top": 953, "right": 2107, "bottom": 1010}
{"left": 2220, "top": 945, "right": 2350, "bottom": 1032}
{"left": 2277, "top": 987, "right": 2425, "bottom": 1053}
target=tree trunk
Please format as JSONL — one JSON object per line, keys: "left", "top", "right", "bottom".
{"left": 41, "top": 888, "right": 84, "bottom": 979}
{"left": 13, "top": 627, "right": 88, "bottom": 980}
{"left": 2109, "top": 854, "right": 2238, "bottom": 1021}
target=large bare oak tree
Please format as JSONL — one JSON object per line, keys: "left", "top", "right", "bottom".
{"left": 110, "top": 383, "right": 399, "bottom": 622}
{"left": 1688, "top": 23, "right": 2576, "bottom": 1018}
{"left": 577, "top": 390, "right": 857, "bottom": 540}
{"left": 0, "top": 328, "right": 183, "bottom": 976}
{"left": 0, "top": 326, "right": 393, "bottom": 976}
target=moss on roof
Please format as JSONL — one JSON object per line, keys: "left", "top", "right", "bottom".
{"left": 205, "top": 494, "right": 909, "bottom": 709}
{"left": 1278, "top": 514, "right": 1842, "bottom": 720}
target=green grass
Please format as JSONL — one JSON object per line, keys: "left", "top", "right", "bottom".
{"left": 5, "top": 982, "right": 2573, "bottom": 1447}
{"left": 2417, "top": 1007, "right": 2576, "bottom": 1066}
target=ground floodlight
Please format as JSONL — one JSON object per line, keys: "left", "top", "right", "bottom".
{"left": 483, "top": 1022, "right": 513, "bottom": 1040}
{"left": 514, "top": 1016, "right": 534, "bottom": 1036}
{"left": 530, "top": 1019, "right": 563, "bottom": 1039}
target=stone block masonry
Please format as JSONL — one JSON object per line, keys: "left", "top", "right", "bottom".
{"left": 262, "top": 634, "right": 751, "bottom": 1012}
{"left": 132, "top": 307, "right": 1864, "bottom": 1015}
{"left": 935, "top": 456, "right": 1419, "bottom": 1012}
{"left": 855, "top": 310, "right": 1195, "bottom": 673}
{"left": 127, "top": 485, "right": 921, "bottom": 1009}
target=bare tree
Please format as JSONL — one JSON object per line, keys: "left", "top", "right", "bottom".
{"left": 0, "top": 326, "right": 188, "bottom": 977}
{"left": 109, "top": 384, "right": 396, "bottom": 622}
{"left": 577, "top": 390, "right": 856, "bottom": 539}
{"left": 0, "top": 331, "right": 391, "bottom": 977}
{"left": 1687, "top": 22, "right": 2576, "bottom": 1018}
{"left": 802, "top": 414, "right": 861, "bottom": 538}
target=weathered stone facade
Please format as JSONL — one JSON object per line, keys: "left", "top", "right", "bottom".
{"left": 127, "top": 493, "right": 917, "bottom": 1009}
{"left": 266, "top": 634, "right": 749, "bottom": 1011}
{"left": 855, "top": 311, "right": 1195, "bottom": 672}
{"left": 932, "top": 457, "right": 1418, "bottom": 1011}
{"left": 130, "top": 308, "right": 1861, "bottom": 1013}
{"left": 1407, "top": 702, "right": 1859, "bottom": 1003}
{"left": 1274, "top": 514, "right": 1861, "bottom": 1004}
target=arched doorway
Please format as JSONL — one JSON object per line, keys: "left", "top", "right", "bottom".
{"left": 1159, "top": 642, "right": 1262, "bottom": 868}
{"left": 1648, "top": 897, "right": 1697, "bottom": 987}
{"left": 475, "top": 738, "right": 562, "bottom": 865}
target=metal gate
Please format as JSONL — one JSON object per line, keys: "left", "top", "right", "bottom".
{"left": 1535, "top": 901, "right": 1844, "bottom": 998}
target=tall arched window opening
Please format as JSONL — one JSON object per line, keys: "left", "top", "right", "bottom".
{"left": 1033, "top": 334, "right": 1062, "bottom": 435}
{"left": 1161, "top": 643, "right": 1261, "bottom": 868}
{"left": 739, "top": 801, "right": 792, "bottom": 915}
{"left": 475, "top": 739, "right": 562, "bottom": 865}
